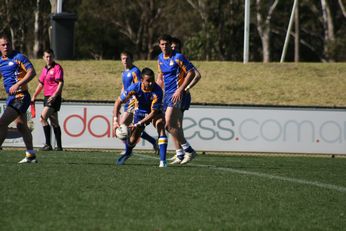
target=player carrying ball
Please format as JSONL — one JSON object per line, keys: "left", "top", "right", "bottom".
{"left": 112, "top": 67, "right": 168, "bottom": 167}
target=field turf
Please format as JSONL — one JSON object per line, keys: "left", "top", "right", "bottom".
{"left": 1, "top": 150, "right": 345, "bottom": 231}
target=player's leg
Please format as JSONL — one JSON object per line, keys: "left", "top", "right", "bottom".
{"left": 117, "top": 111, "right": 142, "bottom": 165}
{"left": 153, "top": 113, "right": 168, "bottom": 167}
{"left": 165, "top": 106, "right": 185, "bottom": 164}
{"left": 118, "top": 105, "right": 133, "bottom": 155}
{"left": 116, "top": 125, "right": 142, "bottom": 165}
{"left": 140, "top": 130, "right": 158, "bottom": 154}
{"left": 49, "top": 112, "right": 63, "bottom": 151}
{"left": 39, "top": 106, "right": 55, "bottom": 150}
{"left": 0, "top": 107, "right": 19, "bottom": 147}
{"left": 179, "top": 92, "right": 197, "bottom": 164}
{"left": 7, "top": 95, "right": 37, "bottom": 163}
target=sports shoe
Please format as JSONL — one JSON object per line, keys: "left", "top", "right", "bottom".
{"left": 54, "top": 147, "right": 63, "bottom": 151}
{"left": 170, "top": 157, "right": 182, "bottom": 165}
{"left": 180, "top": 150, "right": 197, "bottom": 165}
{"left": 159, "top": 160, "right": 167, "bottom": 167}
{"left": 168, "top": 154, "right": 177, "bottom": 161}
{"left": 18, "top": 156, "right": 38, "bottom": 164}
{"left": 40, "top": 144, "right": 52, "bottom": 151}
{"left": 116, "top": 153, "right": 132, "bottom": 165}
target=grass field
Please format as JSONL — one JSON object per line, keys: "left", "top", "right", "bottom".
{"left": 1, "top": 150, "right": 345, "bottom": 231}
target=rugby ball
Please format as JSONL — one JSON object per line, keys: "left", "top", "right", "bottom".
{"left": 116, "top": 124, "right": 129, "bottom": 140}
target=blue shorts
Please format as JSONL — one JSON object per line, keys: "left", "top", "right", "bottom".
{"left": 181, "top": 92, "right": 191, "bottom": 111}
{"left": 163, "top": 92, "right": 191, "bottom": 112}
{"left": 133, "top": 111, "right": 149, "bottom": 126}
{"left": 133, "top": 110, "right": 164, "bottom": 126}
{"left": 6, "top": 92, "right": 31, "bottom": 114}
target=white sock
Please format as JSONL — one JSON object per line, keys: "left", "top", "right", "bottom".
{"left": 176, "top": 149, "right": 184, "bottom": 156}
{"left": 181, "top": 142, "right": 190, "bottom": 150}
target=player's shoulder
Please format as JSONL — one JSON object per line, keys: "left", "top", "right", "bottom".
{"left": 53, "top": 62, "right": 63, "bottom": 70}
{"left": 173, "top": 51, "right": 184, "bottom": 59}
{"left": 131, "top": 65, "right": 141, "bottom": 74}
{"left": 153, "top": 83, "right": 163, "bottom": 94}
{"left": 12, "top": 51, "right": 28, "bottom": 61}
{"left": 130, "top": 81, "right": 141, "bottom": 90}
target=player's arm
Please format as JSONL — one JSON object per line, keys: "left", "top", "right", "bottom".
{"left": 172, "top": 69, "right": 195, "bottom": 103}
{"left": 185, "top": 68, "right": 201, "bottom": 91}
{"left": 31, "top": 82, "right": 44, "bottom": 102}
{"left": 113, "top": 89, "right": 134, "bottom": 128}
{"left": 156, "top": 73, "right": 164, "bottom": 89}
{"left": 9, "top": 66, "right": 36, "bottom": 95}
{"left": 133, "top": 109, "right": 160, "bottom": 128}
{"left": 156, "top": 63, "right": 164, "bottom": 89}
{"left": 112, "top": 97, "right": 124, "bottom": 129}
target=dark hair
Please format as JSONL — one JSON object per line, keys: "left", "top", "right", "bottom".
{"left": 0, "top": 33, "right": 11, "bottom": 42}
{"left": 158, "top": 34, "right": 172, "bottom": 43}
{"left": 171, "top": 37, "right": 182, "bottom": 47}
{"left": 141, "top": 67, "right": 155, "bottom": 80}
{"left": 120, "top": 50, "right": 133, "bottom": 60}
{"left": 43, "top": 48, "right": 54, "bottom": 55}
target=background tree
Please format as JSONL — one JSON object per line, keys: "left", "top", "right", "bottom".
{"left": 255, "top": 0, "right": 279, "bottom": 63}
{"left": 0, "top": 0, "right": 345, "bottom": 61}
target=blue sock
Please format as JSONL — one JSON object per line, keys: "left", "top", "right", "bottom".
{"left": 158, "top": 136, "right": 168, "bottom": 161}
{"left": 141, "top": 131, "right": 157, "bottom": 147}
{"left": 125, "top": 140, "right": 134, "bottom": 156}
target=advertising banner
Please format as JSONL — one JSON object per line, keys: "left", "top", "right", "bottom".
{"left": 1, "top": 101, "right": 345, "bottom": 155}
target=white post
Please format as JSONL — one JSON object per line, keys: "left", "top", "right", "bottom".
{"left": 280, "top": 0, "right": 298, "bottom": 62}
{"left": 243, "top": 0, "right": 250, "bottom": 63}
{"left": 57, "top": 0, "right": 63, "bottom": 13}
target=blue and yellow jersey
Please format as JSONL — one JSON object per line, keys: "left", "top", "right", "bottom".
{"left": 121, "top": 65, "right": 141, "bottom": 91}
{"left": 157, "top": 51, "right": 194, "bottom": 95}
{"left": 120, "top": 82, "right": 163, "bottom": 114}
{"left": 0, "top": 51, "right": 33, "bottom": 96}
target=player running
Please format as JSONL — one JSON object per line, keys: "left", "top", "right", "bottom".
{"left": 112, "top": 67, "right": 168, "bottom": 167}
{"left": 0, "top": 34, "right": 37, "bottom": 163}
{"left": 116, "top": 51, "right": 158, "bottom": 154}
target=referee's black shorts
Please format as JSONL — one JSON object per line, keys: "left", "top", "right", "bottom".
{"left": 44, "top": 95, "right": 62, "bottom": 112}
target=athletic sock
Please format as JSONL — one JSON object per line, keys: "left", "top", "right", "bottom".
{"left": 25, "top": 150, "right": 36, "bottom": 158}
{"left": 43, "top": 125, "right": 51, "bottom": 146}
{"left": 176, "top": 149, "right": 184, "bottom": 160}
{"left": 158, "top": 136, "right": 168, "bottom": 161}
{"left": 53, "top": 126, "right": 62, "bottom": 148}
{"left": 181, "top": 142, "right": 194, "bottom": 153}
{"left": 141, "top": 131, "right": 157, "bottom": 147}
{"left": 125, "top": 140, "right": 135, "bottom": 156}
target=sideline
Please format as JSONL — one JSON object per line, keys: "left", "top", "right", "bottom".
{"left": 136, "top": 153, "right": 346, "bottom": 193}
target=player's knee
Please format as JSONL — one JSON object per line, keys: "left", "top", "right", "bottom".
{"left": 40, "top": 116, "right": 48, "bottom": 124}
{"left": 16, "top": 122, "right": 28, "bottom": 132}
{"left": 50, "top": 121, "right": 59, "bottom": 127}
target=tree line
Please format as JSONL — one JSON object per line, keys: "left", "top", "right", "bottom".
{"left": 0, "top": 0, "right": 345, "bottom": 62}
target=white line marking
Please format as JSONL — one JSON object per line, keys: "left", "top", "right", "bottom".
{"left": 135, "top": 154, "right": 346, "bottom": 193}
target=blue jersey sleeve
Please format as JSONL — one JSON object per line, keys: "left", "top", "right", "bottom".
{"left": 120, "top": 83, "right": 138, "bottom": 102}
{"left": 151, "top": 85, "right": 163, "bottom": 111}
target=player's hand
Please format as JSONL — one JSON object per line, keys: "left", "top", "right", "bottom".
{"left": 9, "top": 84, "right": 19, "bottom": 95}
{"left": 112, "top": 119, "right": 120, "bottom": 137}
{"left": 47, "top": 96, "right": 56, "bottom": 104}
{"left": 172, "top": 88, "right": 183, "bottom": 104}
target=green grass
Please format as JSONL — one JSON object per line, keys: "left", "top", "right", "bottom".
{"left": 1, "top": 150, "right": 345, "bottom": 230}
{"left": 1, "top": 61, "right": 346, "bottom": 107}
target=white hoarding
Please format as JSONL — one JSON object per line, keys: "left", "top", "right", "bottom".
{"left": 1, "top": 101, "right": 345, "bottom": 155}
